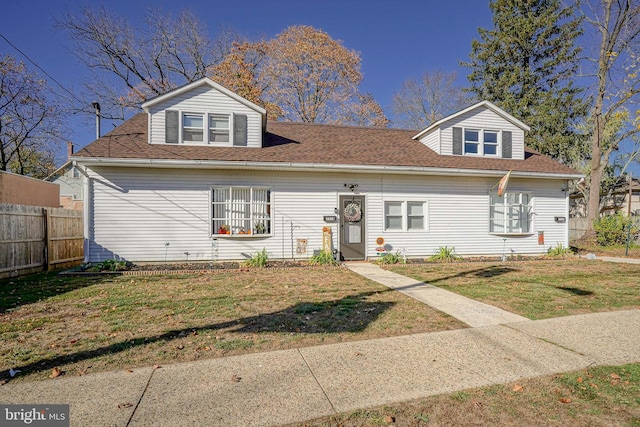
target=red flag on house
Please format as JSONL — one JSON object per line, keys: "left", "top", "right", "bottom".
{"left": 497, "top": 170, "right": 512, "bottom": 197}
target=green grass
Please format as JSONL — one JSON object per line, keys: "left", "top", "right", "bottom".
{"left": 389, "top": 260, "right": 640, "bottom": 319}
{"left": 295, "top": 363, "right": 640, "bottom": 427}
{"left": 0, "top": 268, "right": 464, "bottom": 382}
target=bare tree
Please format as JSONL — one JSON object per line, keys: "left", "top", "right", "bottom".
{"left": 391, "top": 71, "right": 472, "bottom": 129}
{"left": 579, "top": 0, "right": 640, "bottom": 229}
{"left": 0, "top": 55, "right": 64, "bottom": 178}
{"left": 56, "top": 6, "right": 235, "bottom": 120}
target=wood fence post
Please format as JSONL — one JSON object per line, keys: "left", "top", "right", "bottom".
{"left": 44, "top": 208, "right": 51, "bottom": 271}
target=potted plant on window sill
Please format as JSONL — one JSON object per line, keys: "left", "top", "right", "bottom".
{"left": 217, "top": 225, "right": 231, "bottom": 235}
{"left": 254, "top": 222, "right": 266, "bottom": 234}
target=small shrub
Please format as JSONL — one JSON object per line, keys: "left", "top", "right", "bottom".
{"left": 547, "top": 243, "right": 573, "bottom": 258}
{"left": 593, "top": 213, "right": 639, "bottom": 246}
{"left": 428, "top": 246, "right": 462, "bottom": 263}
{"left": 309, "top": 250, "right": 338, "bottom": 266}
{"left": 87, "top": 259, "right": 129, "bottom": 272}
{"left": 377, "top": 251, "right": 405, "bottom": 264}
{"left": 244, "top": 248, "right": 269, "bottom": 268}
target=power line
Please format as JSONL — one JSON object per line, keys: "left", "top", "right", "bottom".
{"left": 0, "top": 32, "right": 86, "bottom": 106}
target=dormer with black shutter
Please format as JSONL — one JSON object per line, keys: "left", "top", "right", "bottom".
{"left": 141, "top": 77, "right": 267, "bottom": 148}
{"left": 412, "top": 101, "right": 529, "bottom": 160}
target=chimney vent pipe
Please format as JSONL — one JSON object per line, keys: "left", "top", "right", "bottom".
{"left": 91, "top": 102, "right": 101, "bottom": 139}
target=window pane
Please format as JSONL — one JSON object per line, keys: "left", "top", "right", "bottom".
{"left": 484, "top": 144, "right": 497, "bottom": 155}
{"left": 484, "top": 131, "right": 498, "bottom": 143}
{"left": 464, "top": 130, "right": 479, "bottom": 142}
{"left": 386, "top": 202, "right": 402, "bottom": 216}
{"left": 184, "top": 114, "right": 203, "bottom": 128}
{"left": 210, "top": 131, "right": 229, "bottom": 142}
{"left": 210, "top": 116, "right": 229, "bottom": 129}
{"left": 408, "top": 216, "right": 423, "bottom": 230}
{"left": 407, "top": 202, "right": 423, "bottom": 216}
{"left": 465, "top": 143, "right": 478, "bottom": 154}
{"left": 386, "top": 216, "right": 402, "bottom": 230}
{"left": 184, "top": 129, "right": 203, "bottom": 142}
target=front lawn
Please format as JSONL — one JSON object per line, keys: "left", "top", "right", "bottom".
{"left": 0, "top": 268, "right": 464, "bottom": 382}
{"left": 389, "top": 259, "right": 640, "bottom": 319}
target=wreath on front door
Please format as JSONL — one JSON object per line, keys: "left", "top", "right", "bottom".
{"left": 344, "top": 202, "right": 362, "bottom": 222}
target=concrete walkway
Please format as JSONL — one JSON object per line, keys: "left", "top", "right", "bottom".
{"left": 2, "top": 262, "right": 640, "bottom": 427}
{"left": 346, "top": 262, "right": 529, "bottom": 327}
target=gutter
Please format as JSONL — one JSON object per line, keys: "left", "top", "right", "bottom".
{"left": 70, "top": 157, "right": 583, "bottom": 180}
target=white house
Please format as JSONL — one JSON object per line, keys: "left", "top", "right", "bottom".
{"left": 71, "top": 78, "right": 581, "bottom": 262}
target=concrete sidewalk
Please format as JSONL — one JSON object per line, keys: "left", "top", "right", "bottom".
{"left": 2, "top": 262, "right": 640, "bottom": 426}
{"left": 346, "top": 262, "right": 529, "bottom": 327}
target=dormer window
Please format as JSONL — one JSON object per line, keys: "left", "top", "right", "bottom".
{"left": 209, "top": 115, "right": 229, "bottom": 143}
{"left": 165, "top": 110, "right": 247, "bottom": 146}
{"left": 183, "top": 113, "right": 204, "bottom": 142}
{"left": 464, "top": 129, "right": 499, "bottom": 156}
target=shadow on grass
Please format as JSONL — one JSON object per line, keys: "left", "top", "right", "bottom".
{"left": 556, "top": 286, "right": 594, "bottom": 296}
{"left": 2, "top": 291, "right": 393, "bottom": 382}
{"left": 394, "top": 265, "right": 518, "bottom": 288}
{"left": 0, "top": 271, "right": 110, "bottom": 313}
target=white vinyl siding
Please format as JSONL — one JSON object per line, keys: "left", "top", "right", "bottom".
{"left": 148, "top": 84, "right": 263, "bottom": 148}
{"left": 85, "top": 168, "right": 569, "bottom": 262}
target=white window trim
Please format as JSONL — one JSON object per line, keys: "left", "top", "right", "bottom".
{"left": 211, "top": 186, "right": 272, "bottom": 237}
{"left": 168, "top": 110, "right": 237, "bottom": 146}
{"left": 463, "top": 128, "right": 501, "bottom": 157}
{"left": 383, "top": 200, "right": 428, "bottom": 232}
{"left": 489, "top": 190, "right": 534, "bottom": 235}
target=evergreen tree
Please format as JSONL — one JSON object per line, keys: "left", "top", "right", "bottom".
{"left": 464, "top": 0, "right": 589, "bottom": 165}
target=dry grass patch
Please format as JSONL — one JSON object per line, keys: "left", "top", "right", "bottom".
{"left": 0, "top": 268, "right": 465, "bottom": 382}
{"left": 292, "top": 363, "right": 640, "bottom": 426}
{"left": 390, "top": 259, "right": 640, "bottom": 319}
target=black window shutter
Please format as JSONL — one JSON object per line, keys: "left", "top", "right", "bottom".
{"left": 165, "top": 110, "right": 179, "bottom": 143}
{"left": 502, "top": 131, "right": 512, "bottom": 158}
{"left": 452, "top": 127, "right": 462, "bottom": 155}
{"left": 233, "top": 114, "right": 248, "bottom": 146}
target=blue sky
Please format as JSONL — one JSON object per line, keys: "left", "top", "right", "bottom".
{"left": 2, "top": 0, "right": 493, "bottom": 164}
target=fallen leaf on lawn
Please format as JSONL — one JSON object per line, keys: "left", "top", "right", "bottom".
{"left": 624, "top": 380, "right": 630, "bottom": 385}
{"left": 577, "top": 377, "right": 583, "bottom": 383}
{"left": 473, "top": 400, "right": 484, "bottom": 407}
{"left": 610, "top": 373, "right": 621, "bottom": 380}
{"left": 559, "top": 398, "right": 572, "bottom": 404}
{"left": 354, "top": 352, "right": 363, "bottom": 357}
{"left": 231, "top": 374, "right": 241, "bottom": 382}
{"left": 153, "top": 365, "right": 162, "bottom": 370}
{"left": 126, "top": 369, "right": 134, "bottom": 373}
{"left": 70, "top": 339, "right": 78, "bottom": 344}
{"left": 49, "top": 368, "right": 62, "bottom": 378}
{"left": 384, "top": 415, "right": 395, "bottom": 423}
{"left": 590, "top": 383, "right": 599, "bottom": 389}
{"left": 117, "top": 402, "right": 133, "bottom": 409}
{"left": 513, "top": 384, "right": 523, "bottom": 392}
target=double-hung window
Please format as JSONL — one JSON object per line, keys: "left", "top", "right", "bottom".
{"left": 183, "top": 113, "right": 204, "bottom": 143}
{"left": 384, "top": 201, "right": 427, "bottom": 231}
{"left": 212, "top": 187, "right": 271, "bottom": 236}
{"left": 489, "top": 191, "right": 533, "bottom": 234}
{"left": 209, "top": 115, "right": 230, "bottom": 143}
{"left": 166, "top": 110, "right": 247, "bottom": 146}
{"left": 464, "top": 129, "right": 500, "bottom": 156}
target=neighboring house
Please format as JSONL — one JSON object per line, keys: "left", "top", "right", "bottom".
{"left": 71, "top": 78, "right": 581, "bottom": 263}
{"left": 45, "top": 143, "right": 84, "bottom": 210}
{"left": 570, "top": 178, "right": 640, "bottom": 218}
{"left": 0, "top": 170, "right": 60, "bottom": 208}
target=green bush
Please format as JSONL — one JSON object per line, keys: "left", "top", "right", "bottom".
{"left": 593, "top": 213, "right": 639, "bottom": 246}
{"left": 309, "top": 250, "right": 338, "bottom": 266}
{"left": 244, "top": 248, "right": 269, "bottom": 268}
{"left": 428, "top": 246, "right": 462, "bottom": 263}
{"left": 377, "top": 251, "right": 405, "bottom": 265}
{"left": 547, "top": 243, "right": 573, "bottom": 258}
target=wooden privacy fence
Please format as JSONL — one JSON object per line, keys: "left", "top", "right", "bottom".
{"left": 0, "top": 203, "right": 84, "bottom": 278}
